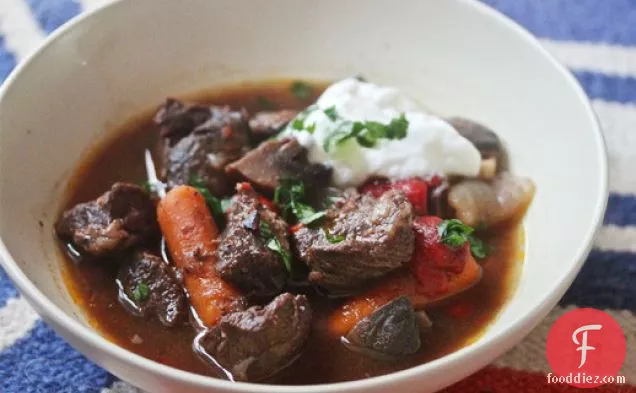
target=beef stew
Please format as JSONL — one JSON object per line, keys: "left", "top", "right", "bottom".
{"left": 56, "top": 79, "right": 532, "bottom": 385}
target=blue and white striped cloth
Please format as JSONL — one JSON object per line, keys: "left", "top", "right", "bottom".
{"left": 1, "top": 1, "right": 635, "bottom": 392}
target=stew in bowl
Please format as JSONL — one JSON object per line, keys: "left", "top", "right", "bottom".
{"left": 55, "top": 78, "right": 534, "bottom": 384}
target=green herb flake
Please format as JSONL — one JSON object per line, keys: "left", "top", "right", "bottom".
{"left": 323, "top": 113, "right": 409, "bottom": 153}
{"left": 437, "top": 219, "right": 489, "bottom": 259}
{"left": 220, "top": 197, "right": 233, "bottom": 213}
{"left": 386, "top": 113, "right": 409, "bottom": 139}
{"left": 324, "top": 106, "right": 339, "bottom": 121}
{"left": 259, "top": 220, "right": 292, "bottom": 272}
{"left": 291, "top": 81, "right": 313, "bottom": 100}
{"left": 259, "top": 220, "right": 274, "bottom": 238}
{"left": 291, "top": 118, "right": 305, "bottom": 130}
{"left": 266, "top": 238, "right": 292, "bottom": 272}
{"left": 354, "top": 74, "right": 367, "bottom": 82}
{"left": 139, "top": 180, "right": 152, "bottom": 193}
{"left": 290, "top": 105, "right": 318, "bottom": 133}
{"left": 300, "top": 210, "right": 327, "bottom": 226}
{"left": 468, "top": 235, "right": 489, "bottom": 259}
{"left": 132, "top": 282, "right": 150, "bottom": 302}
{"left": 274, "top": 179, "right": 326, "bottom": 227}
{"left": 188, "top": 174, "right": 225, "bottom": 225}
{"left": 322, "top": 122, "right": 356, "bottom": 152}
{"left": 256, "top": 96, "right": 277, "bottom": 110}
{"left": 323, "top": 229, "right": 345, "bottom": 244}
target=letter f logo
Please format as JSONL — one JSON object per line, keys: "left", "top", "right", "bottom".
{"left": 572, "top": 324, "right": 602, "bottom": 368}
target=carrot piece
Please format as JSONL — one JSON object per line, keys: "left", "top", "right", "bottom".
{"left": 157, "top": 185, "right": 244, "bottom": 327}
{"left": 328, "top": 254, "right": 482, "bottom": 336}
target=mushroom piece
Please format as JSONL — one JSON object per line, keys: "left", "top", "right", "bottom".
{"left": 345, "top": 296, "right": 421, "bottom": 357}
{"left": 479, "top": 157, "right": 497, "bottom": 179}
{"left": 448, "top": 117, "right": 507, "bottom": 175}
{"left": 447, "top": 117, "right": 502, "bottom": 159}
{"left": 448, "top": 173, "right": 536, "bottom": 228}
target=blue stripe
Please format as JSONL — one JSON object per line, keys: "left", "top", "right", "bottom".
{"left": 574, "top": 71, "right": 636, "bottom": 104}
{"left": 0, "top": 35, "right": 17, "bottom": 84}
{"left": 0, "top": 267, "right": 19, "bottom": 309}
{"left": 561, "top": 249, "right": 636, "bottom": 311}
{"left": 605, "top": 193, "right": 636, "bottom": 227}
{"left": 25, "top": 0, "right": 81, "bottom": 34}
{"left": 0, "top": 321, "right": 114, "bottom": 393}
{"left": 483, "top": 0, "right": 636, "bottom": 46}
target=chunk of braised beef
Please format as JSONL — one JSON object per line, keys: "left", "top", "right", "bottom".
{"left": 195, "top": 293, "right": 312, "bottom": 382}
{"left": 155, "top": 99, "right": 251, "bottom": 196}
{"left": 55, "top": 183, "right": 157, "bottom": 257}
{"left": 216, "top": 186, "right": 289, "bottom": 298}
{"left": 345, "top": 296, "right": 421, "bottom": 357}
{"left": 154, "top": 98, "right": 214, "bottom": 145}
{"left": 248, "top": 109, "right": 298, "bottom": 142}
{"left": 226, "top": 138, "right": 332, "bottom": 194}
{"left": 293, "top": 190, "right": 414, "bottom": 292}
{"left": 117, "top": 250, "right": 186, "bottom": 327}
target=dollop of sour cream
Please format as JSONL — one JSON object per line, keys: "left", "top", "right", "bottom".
{"left": 282, "top": 78, "right": 481, "bottom": 187}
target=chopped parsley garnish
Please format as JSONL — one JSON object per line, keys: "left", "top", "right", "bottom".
{"left": 291, "top": 81, "right": 313, "bottom": 100}
{"left": 324, "top": 106, "right": 339, "bottom": 121}
{"left": 267, "top": 239, "right": 292, "bottom": 272}
{"left": 259, "top": 220, "right": 292, "bottom": 272}
{"left": 220, "top": 197, "right": 233, "bottom": 213}
{"left": 324, "top": 229, "right": 345, "bottom": 244}
{"left": 323, "top": 113, "right": 409, "bottom": 152}
{"left": 259, "top": 219, "right": 274, "bottom": 237}
{"left": 188, "top": 174, "right": 225, "bottom": 225}
{"left": 256, "top": 96, "right": 277, "bottom": 110}
{"left": 274, "top": 179, "right": 326, "bottom": 226}
{"left": 437, "top": 219, "right": 489, "bottom": 259}
{"left": 298, "top": 209, "right": 327, "bottom": 225}
{"left": 132, "top": 282, "right": 150, "bottom": 302}
{"left": 290, "top": 105, "right": 318, "bottom": 132}
{"left": 469, "top": 237, "right": 489, "bottom": 259}
{"left": 354, "top": 74, "right": 367, "bottom": 82}
{"left": 291, "top": 117, "right": 305, "bottom": 130}
{"left": 385, "top": 113, "right": 409, "bottom": 139}
{"left": 139, "top": 180, "right": 152, "bottom": 193}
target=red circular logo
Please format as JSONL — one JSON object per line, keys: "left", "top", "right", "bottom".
{"left": 546, "top": 308, "right": 626, "bottom": 388}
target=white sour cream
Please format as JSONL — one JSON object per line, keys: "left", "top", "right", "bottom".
{"left": 282, "top": 78, "right": 481, "bottom": 187}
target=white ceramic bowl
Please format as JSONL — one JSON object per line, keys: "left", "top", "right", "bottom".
{"left": 0, "top": 0, "right": 607, "bottom": 392}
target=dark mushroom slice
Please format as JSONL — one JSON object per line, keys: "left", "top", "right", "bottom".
{"left": 447, "top": 117, "right": 506, "bottom": 175}
{"left": 447, "top": 117, "right": 502, "bottom": 160}
{"left": 226, "top": 137, "right": 332, "bottom": 194}
{"left": 55, "top": 183, "right": 157, "bottom": 257}
{"left": 194, "top": 293, "right": 312, "bottom": 382}
{"left": 117, "top": 250, "right": 187, "bottom": 327}
{"left": 248, "top": 109, "right": 298, "bottom": 143}
{"left": 448, "top": 173, "right": 536, "bottom": 228}
{"left": 155, "top": 99, "right": 252, "bottom": 196}
{"left": 293, "top": 189, "right": 414, "bottom": 292}
{"left": 216, "top": 185, "right": 289, "bottom": 298}
{"left": 345, "top": 296, "right": 421, "bottom": 357}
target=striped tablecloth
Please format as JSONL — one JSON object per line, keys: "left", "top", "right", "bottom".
{"left": 1, "top": 1, "right": 635, "bottom": 392}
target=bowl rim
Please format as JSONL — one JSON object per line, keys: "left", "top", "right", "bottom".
{"left": 0, "top": 0, "right": 608, "bottom": 391}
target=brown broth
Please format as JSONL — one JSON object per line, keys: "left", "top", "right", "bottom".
{"left": 57, "top": 80, "right": 524, "bottom": 385}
